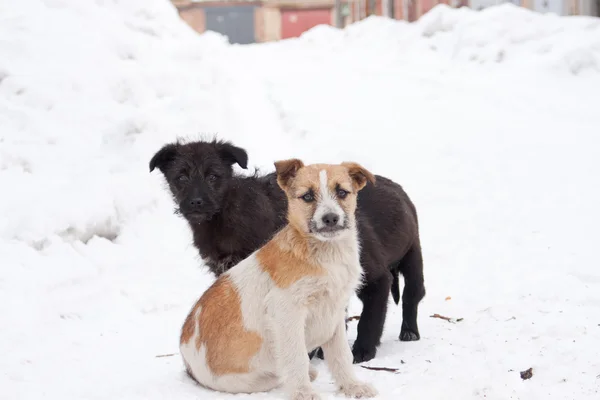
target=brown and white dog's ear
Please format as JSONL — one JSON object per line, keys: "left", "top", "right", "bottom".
{"left": 342, "top": 162, "right": 376, "bottom": 191}
{"left": 274, "top": 159, "right": 304, "bottom": 190}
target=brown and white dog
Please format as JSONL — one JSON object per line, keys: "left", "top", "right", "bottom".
{"left": 179, "top": 159, "right": 379, "bottom": 399}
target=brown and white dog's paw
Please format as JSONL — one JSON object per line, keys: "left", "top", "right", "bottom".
{"left": 308, "top": 365, "right": 319, "bottom": 382}
{"left": 291, "top": 387, "right": 322, "bottom": 400}
{"left": 340, "top": 382, "right": 378, "bottom": 398}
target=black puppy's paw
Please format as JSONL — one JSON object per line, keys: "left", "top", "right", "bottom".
{"left": 314, "top": 347, "right": 324, "bottom": 360}
{"left": 351, "top": 345, "right": 377, "bottom": 364}
{"left": 399, "top": 329, "right": 420, "bottom": 342}
{"left": 308, "top": 348, "right": 324, "bottom": 360}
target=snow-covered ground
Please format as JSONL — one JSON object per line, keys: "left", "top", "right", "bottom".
{"left": 1, "top": 1, "right": 600, "bottom": 399}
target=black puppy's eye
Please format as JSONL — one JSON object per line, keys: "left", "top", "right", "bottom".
{"left": 207, "top": 174, "right": 217, "bottom": 182}
{"left": 301, "top": 192, "right": 314, "bottom": 202}
{"left": 177, "top": 175, "right": 188, "bottom": 182}
{"left": 337, "top": 189, "right": 349, "bottom": 199}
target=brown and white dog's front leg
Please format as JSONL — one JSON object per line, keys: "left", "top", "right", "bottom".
{"left": 269, "top": 301, "right": 321, "bottom": 400}
{"left": 322, "top": 320, "right": 378, "bottom": 399}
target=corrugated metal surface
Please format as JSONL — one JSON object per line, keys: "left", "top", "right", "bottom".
{"left": 280, "top": 8, "right": 332, "bottom": 39}
{"left": 205, "top": 5, "right": 257, "bottom": 44}
{"left": 533, "top": 0, "right": 566, "bottom": 14}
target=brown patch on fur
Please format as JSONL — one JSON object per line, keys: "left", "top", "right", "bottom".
{"left": 187, "top": 276, "right": 263, "bottom": 376}
{"left": 341, "top": 162, "right": 376, "bottom": 191}
{"left": 257, "top": 228, "right": 325, "bottom": 288}
{"left": 322, "top": 165, "right": 361, "bottom": 221}
{"left": 274, "top": 158, "right": 304, "bottom": 190}
{"left": 180, "top": 298, "right": 201, "bottom": 346}
{"left": 286, "top": 192, "right": 318, "bottom": 236}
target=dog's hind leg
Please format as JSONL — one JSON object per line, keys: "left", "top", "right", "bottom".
{"left": 398, "top": 242, "right": 426, "bottom": 342}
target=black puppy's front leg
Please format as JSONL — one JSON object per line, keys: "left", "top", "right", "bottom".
{"left": 352, "top": 273, "right": 392, "bottom": 363}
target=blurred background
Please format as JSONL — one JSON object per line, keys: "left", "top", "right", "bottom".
{"left": 171, "top": 0, "right": 599, "bottom": 44}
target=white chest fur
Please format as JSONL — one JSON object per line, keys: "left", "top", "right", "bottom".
{"left": 301, "top": 232, "right": 363, "bottom": 350}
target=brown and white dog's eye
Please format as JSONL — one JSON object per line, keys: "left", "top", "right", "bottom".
{"left": 300, "top": 191, "right": 315, "bottom": 203}
{"left": 336, "top": 189, "right": 349, "bottom": 199}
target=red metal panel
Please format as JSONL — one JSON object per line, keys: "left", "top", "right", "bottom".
{"left": 408, "top": 0, "right": 418, "bottom": 21}
{"left": 420, "top": 0, "right": 435, "bottom": 15}
{"left": 375, "top": 0, "right": 383, "bottom": 15}
{"left": 281, "top": 8, "right": 332, "bottom": 39}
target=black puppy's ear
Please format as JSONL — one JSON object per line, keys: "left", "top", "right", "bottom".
{"left": 217, "top": 142, "right": 248, "bottom": 169}
{"left": 274, "top": 158, "right": 304, "bottom": 190}
{"left": 149, "top": 143, "right": 177, "bottom": 174}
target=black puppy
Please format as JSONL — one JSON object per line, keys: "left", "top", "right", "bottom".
{"left": 150, "top": 139, "right": 426, "bottom": 363}
{"left": 149, "top": 139, "right": 287, "bottom": 275}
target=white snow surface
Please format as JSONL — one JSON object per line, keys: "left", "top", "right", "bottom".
{"left": 1, "top": 1, "right": 599, "bottom": 399}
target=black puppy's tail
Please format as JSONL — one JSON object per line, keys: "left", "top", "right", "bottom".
{"left": 391, "top": 266, "right": 401, "bottom": 305}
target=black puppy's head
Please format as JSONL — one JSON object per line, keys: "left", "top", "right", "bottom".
{"left": 149, "top": 139, "right": 248, "bottom": 222}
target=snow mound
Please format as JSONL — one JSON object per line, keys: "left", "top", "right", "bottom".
{"left": 300, "top": 24, "right": 342, "bottom": 42}
{"left": 418, "top": 4, "right": 600, "bottom": 74}
{"left": 0, "top": 0, "right": 230, "bottom": 246}
{"left": 296, "top": 4, "right": 600, "bottom": 74}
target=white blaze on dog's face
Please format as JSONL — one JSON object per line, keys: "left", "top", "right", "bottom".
{"left": 275, "top": 159, "right": 376, "bottom": 241}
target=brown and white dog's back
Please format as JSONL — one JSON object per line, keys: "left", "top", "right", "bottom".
{"left": 179, "top": 160, "right": 379, "bottom": 399}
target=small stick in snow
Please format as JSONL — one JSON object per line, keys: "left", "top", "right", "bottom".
{"left": 520, "top": 368, "right": 533, "bottom": 380}
{"left": 430, "top": 313, "right": 463, "bottom": 323}
{"left": 346, "top": 315, "right": 360, "bottom": 322}
{"left": 155, "top": 353, "right": 177, "bottom": 358}
{"left": 360, "top": 366, "right": 400, "bottom": 374}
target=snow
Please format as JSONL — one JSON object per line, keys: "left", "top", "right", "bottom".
{"left": 1, "top": 1, "right": 599, "bottom": 399}
{"left": 285, "top": 4, "right": 600, "bottom": 75}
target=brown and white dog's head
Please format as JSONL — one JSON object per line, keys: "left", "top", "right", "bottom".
{"left": 274, "top": 159, "right": 375, "bottom": 241}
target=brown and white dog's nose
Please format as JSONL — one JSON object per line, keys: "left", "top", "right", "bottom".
{"left": 322, "top": 213, "right": 339, "bottom": 227}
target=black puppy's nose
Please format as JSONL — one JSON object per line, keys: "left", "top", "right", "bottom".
{"left": 322, "top": 213, "right": 339, "bottom": 227}
{"left": 189, "top": 197, "right": 204, "bottom": 207}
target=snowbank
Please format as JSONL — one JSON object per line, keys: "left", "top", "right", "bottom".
{"left": 0, "top": 0, "right": 230, "bottom": 245}
{"left": 2, "top": 2, "right": 597, "bottom": 249}
{"left": 296, "top": 4, "right": 600, "bottom": 74}
{"left": 0, "top": 1, "right": 234, "bottom": 396}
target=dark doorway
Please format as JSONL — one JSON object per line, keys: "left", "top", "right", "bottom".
{"left": 205, "top": 5, "right": 256, "bottom": 45}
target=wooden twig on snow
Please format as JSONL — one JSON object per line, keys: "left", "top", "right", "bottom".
{"left": 430, "top": 313, "right": 463, "bottom": 323}
{"left": 155, "top": 353, "right": 177, "bottom": 358}
{"left": 360, "top": 366, "right": 400, "bottom": 374}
